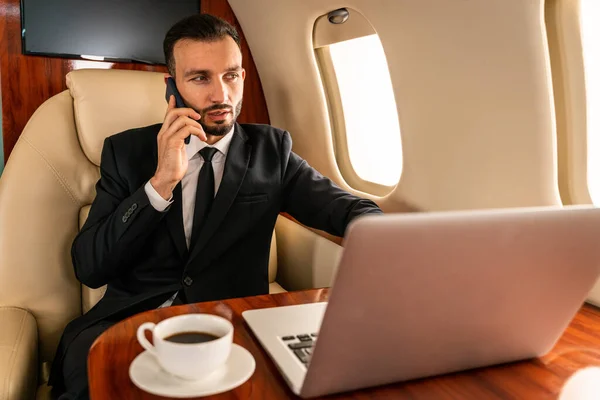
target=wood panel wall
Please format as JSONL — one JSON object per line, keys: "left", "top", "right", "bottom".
{"left": 0, "top": 0, "right": 269, "bottom": 164}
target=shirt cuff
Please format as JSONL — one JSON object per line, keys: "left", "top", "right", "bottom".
{"left": 158, "top": 292, "right": 177, "bottom": 308}
{"left": 144, "top": 181, "right": 173, "bottom": 212}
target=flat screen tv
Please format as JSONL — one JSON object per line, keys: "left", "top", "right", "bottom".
{"left": 21, "top": 0, "right": 200, "bottom": 65}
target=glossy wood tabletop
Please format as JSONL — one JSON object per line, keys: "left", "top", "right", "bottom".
{"left": 88, "top": 289, "right": 600, "bottom": 399}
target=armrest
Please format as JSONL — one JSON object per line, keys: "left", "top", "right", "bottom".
{"left": 0, "top": 307, "right": 38, "bottom": 400}
{"left": 274, "top": 215, "right": 343, "bottom": 291}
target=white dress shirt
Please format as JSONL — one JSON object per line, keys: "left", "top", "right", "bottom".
{"left": 143, "top": 127, "right": 235, "bottom": 306}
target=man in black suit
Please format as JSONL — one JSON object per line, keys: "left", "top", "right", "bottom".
{"left": 49, "top": 13, "right": 382, "bottom": 399}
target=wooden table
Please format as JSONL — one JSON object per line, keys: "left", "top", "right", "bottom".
{"left": 88, "top": 288, "right": 600, "bottom": 399}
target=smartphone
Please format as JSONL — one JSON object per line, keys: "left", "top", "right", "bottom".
{"left": 165, "top": 77, "right": 192, "bottom": 144}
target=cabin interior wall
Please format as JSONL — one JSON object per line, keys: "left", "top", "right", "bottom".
{"left": 0, "top": 0, "right": 269, "bottom": 165}
{"left": 0, "top": 91, "right": 3, "bottom": 176}
{"left": 229, "top": 0, "right": 563, "bottom": 212}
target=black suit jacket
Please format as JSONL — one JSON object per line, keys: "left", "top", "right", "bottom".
{"left": 49, "top": 123, "right": 382, "bottom": 387}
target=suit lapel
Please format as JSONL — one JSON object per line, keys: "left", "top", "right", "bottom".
{"left": 165, "top": 183, "right": 188, "bottom": 259}
{"left": 187, "top": 124, "right": 251, "bottom": 263}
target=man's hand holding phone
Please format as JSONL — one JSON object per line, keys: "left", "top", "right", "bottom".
{"left": 150, "top": 95, "right": 207, "bottom": 201}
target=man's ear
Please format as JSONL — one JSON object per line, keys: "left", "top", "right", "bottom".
{"left": 241, "top": 68, "right": 246, "bottom": 81}
{"left": 164, "top": 73, "right": 173, "bottom": 84}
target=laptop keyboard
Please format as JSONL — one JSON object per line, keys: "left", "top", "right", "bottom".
{"left": 281, "top": 333, "right": 318, "bottom": 366}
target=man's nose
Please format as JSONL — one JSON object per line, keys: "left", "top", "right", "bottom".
{"left": 209, "top": 79, "right": 228, "bottom": 104}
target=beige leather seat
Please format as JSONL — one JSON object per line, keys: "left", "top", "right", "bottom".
{"left": 0, "top": 69, "right": 342, "bottom": 399}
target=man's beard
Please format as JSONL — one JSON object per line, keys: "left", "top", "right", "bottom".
{"left": 199, "top": 99, "right": 243, "bottom": 137}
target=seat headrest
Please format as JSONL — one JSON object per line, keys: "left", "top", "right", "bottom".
{"left": 66, "top": 69, "right": 167, "bottom": 166}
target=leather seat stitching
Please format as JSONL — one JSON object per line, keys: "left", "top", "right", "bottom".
{"left": 20, "top": 136, "right": 81, "bottom": 205}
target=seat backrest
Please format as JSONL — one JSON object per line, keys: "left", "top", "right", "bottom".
{"left": 0, "top": 68, "right": 279, "bottom": 366}
{"left": 69, "top": 70, "right": 169, "bottom": 315}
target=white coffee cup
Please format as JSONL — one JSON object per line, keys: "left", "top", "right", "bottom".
{"left": 136, "top": 314, "right": 233, "bottom": 380}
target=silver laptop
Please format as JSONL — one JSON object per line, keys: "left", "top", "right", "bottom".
{"left": 242, "top": 206, "right": 600, "bottom": 398}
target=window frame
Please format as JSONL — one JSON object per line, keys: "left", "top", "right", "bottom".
{"left": 546, "top": 0, "right": 591, "bottom": 205}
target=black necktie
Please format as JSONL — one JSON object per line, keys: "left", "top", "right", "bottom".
{"left": 190, "top": 147, "right": 218, "bottom": 249}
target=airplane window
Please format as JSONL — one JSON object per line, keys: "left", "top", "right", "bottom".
{"left": 327, "top": 34, "right": 402, "bottom": 187}
{"left": 581, "top": 0, "right": 600, "bottom": 203}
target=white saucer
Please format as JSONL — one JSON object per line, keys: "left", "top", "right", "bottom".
{"left": 129, "top": 344, "right": 256, "bottom": 398}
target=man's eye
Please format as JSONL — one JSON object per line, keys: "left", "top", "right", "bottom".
{"left": 225, "top": 73, "right": 238, "bottom": 80}
{"left": 193, "top": 76, "right": 208, "bottom": 82}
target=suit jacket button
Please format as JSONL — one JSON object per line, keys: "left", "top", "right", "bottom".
{"left": 183, "top": 276, "right": 193, "bottom": 287}
{"left": 131, "top": 203, "right": 138, "bottom": 211}
{"left": 122, "top": 216, "right": 128, "bottom": 223}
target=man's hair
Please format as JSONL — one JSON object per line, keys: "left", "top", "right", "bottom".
{"left": 163, "top": 14, "right": 241, "bottom": 76}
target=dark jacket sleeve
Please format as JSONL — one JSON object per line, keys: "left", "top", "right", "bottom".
{"left": 72, "top": 137, "right": 167, "bottom": 288}
{"left": 280, "top": 131, "right": 383, "bottom": 237}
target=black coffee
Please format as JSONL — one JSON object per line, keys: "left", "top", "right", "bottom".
{"left": 164, "top": 331, "right": 220, "bottom": 344}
